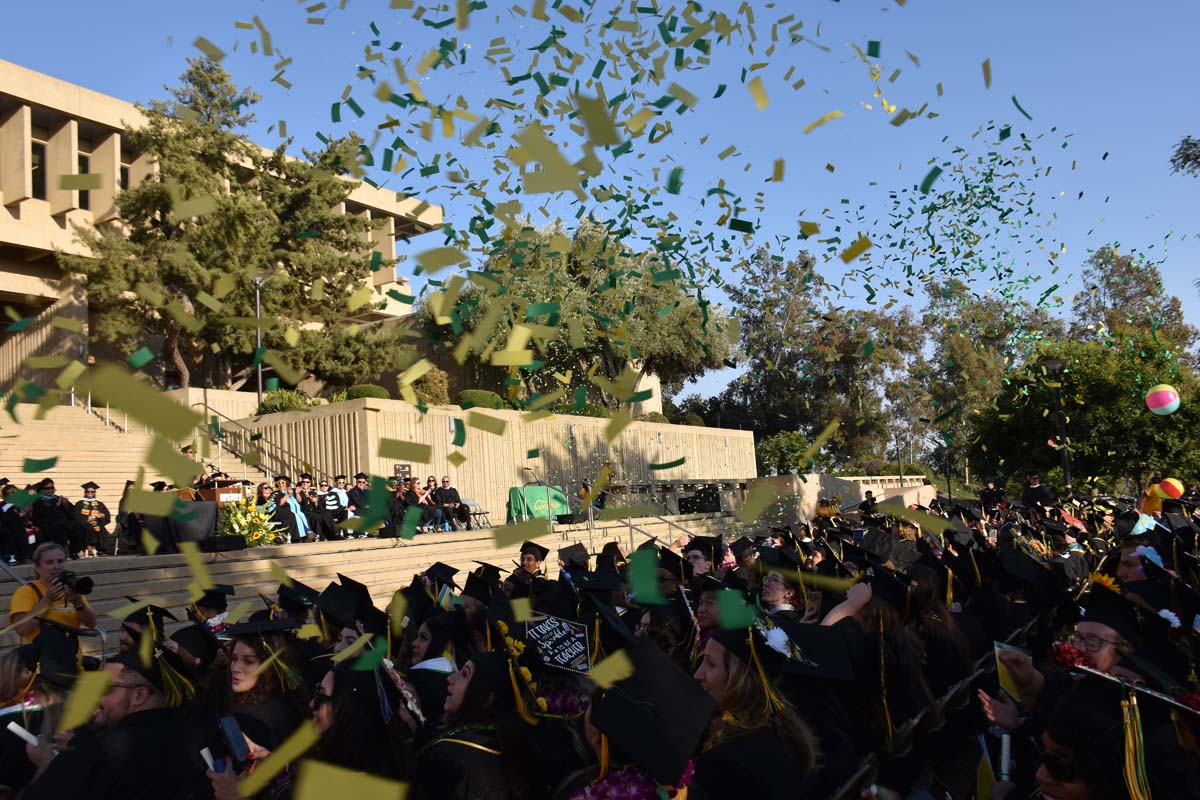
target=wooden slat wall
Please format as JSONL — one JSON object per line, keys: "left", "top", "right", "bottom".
{"left": 229, "top": 399, "right": 756, "bottom": 521}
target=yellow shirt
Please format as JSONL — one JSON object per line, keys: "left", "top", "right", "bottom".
{"left": 1141, "top": 486, "right": 1163, "bottom": 516}
{"left": 8, "top": 580, "right": 90, "bottom": 643}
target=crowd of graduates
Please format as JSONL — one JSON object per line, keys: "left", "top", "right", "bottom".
{"left": 3, "top": 475, "right": 1200, "bottom": 800}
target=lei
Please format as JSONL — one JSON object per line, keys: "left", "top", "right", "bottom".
{"left": 571, "top": 761, "right": 694, "bottom": 800}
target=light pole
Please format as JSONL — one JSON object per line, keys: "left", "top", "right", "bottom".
{"left": 254, "top": 274, "right": 265, "bottom": 407}
{"left": 1038, "top": 357, "right": 1072, "bottom": 490}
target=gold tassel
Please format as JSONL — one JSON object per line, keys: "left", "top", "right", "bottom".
{"left": 261, "top": 636, "right": 302, "bottom": 692}
{"left": 796, "top": 567, "right": 809, "bottom": 606}
{"left": 157, "top": 649, "right": 196, "bottom": 709}
{"left": 485, "top": 620, "right": 493, "bottom": 653}
{"left": 746, "top": 631, "right": 786, "bottom": 714}
{"left": 969, "top": 549, "right": 981, "bottom": 585}
{"left": 879, "top": 612, "right": 895, "bottom": 746}
{"left": 598, "top": 732, "right": 610, "bottom": 780}
{"left": 945, "top": 567, "right": 954, "bottom": 608}
{"left": 1121, "top": 693, "right": 1153, "bottom": 800}
{"left": 507, "top": 660, "right": 538, "bottom": 725}
{"left": 1172, "top": 709, "right": 1200, "bottom": 756}
{"left": 591, "top": 615, "right": 602, "bottom": 664}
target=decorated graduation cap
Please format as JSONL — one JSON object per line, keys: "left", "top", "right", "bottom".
{"left": 80, "top": 481, "right": 100, "bottom": 491}
{"left": 520, "top": 540, "right": 550, "bottom": 562}
{"left": 861, "top": 564, "right": 911, "bottom": 620}
{"left": 589, "top": 639, "right": 716, "bottom": 787}
{"left": 558, "top": 542, "right": 589, "bottom": 570}
{"left": 17, "top": 617, "right": 79, "bottom": 688}
{"left": 196, "top": 584, "right": 235, "bottom": 613}
{"left": 149, "top": 481, "right": 169, "bottom": 491}
{"left": 1080, "top": 574, "right": 1144, "bottom": 650}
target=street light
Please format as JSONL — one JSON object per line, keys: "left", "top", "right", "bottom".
{"left": 1037, "top": 357, "right": 1072, "bottom": 490}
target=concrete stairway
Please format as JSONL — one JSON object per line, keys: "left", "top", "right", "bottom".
{"left": 0, "top": 403, "right": 265, "bottom": 510}
{"left": 0, "top": 511, "right": 740, "bottom": 655}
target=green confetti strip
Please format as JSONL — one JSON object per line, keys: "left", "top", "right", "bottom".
{"left": 649, "top": 457, "right": 686, "bottom": 470}
{"left": 629, "top": 549, "right": 668, "bottom": 606}
{"left": 23, "top": 457, "right": 58, "bottom": 473}
{"left": 920, "top": 166, "right": 943, "bottom": 194}
{"left": 125, "top": 347, "right": 155, "bottom": 369}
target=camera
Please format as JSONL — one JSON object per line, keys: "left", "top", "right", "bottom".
{"left": 59, "top": 570, "right": 94, "bottom": 596}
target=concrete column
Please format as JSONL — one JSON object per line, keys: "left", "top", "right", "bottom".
{"left": 128, "top": 150, "right": 156, "bottom": 189}
{"left": 370, "top": 213, "right": 395, "bottom": 286}
{"left": 47, "top": 119, "right": 79, "bottom": 215}
{"left": 91, "top": 131, "right": 121, "bottom": 222}
{"left": 0, "top": 105, "right": 32, "bottom": 204}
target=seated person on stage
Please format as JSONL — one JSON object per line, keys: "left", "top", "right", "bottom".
{"left": 9, "top": 542, "right": 97, "bottom": 644}
{"left": 434, "top": 475, "right": 470, "bottom": 530}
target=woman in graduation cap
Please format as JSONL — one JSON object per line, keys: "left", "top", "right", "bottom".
{"left": 404, "top": 610, "right": 462, "bottom": 745}
{"left": 413, "top": 642, "right": 544, "bottom": 800}
{"left": 308, "top": 661, "right": 407, "bottom": 779}
{"left": 692, "top": 613, "right": 822, "bottom": 799}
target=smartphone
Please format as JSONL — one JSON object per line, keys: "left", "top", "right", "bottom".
{"left": 218, "top": 716, "right": 250, "bottom": 767}
{"left": 853, "top": 528, "right": 865, "bottom": 543}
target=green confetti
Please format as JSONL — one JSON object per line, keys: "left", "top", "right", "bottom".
{"left": 716, "top": 589, "right": 756, "bottom": 628}
{"left": 866, "top": 41, "right": 880, "bottom": 58}
{"left": 400, "top": 505, "right": 423, "bottom": 539}
{"left": 125, "top": 347, "right": 155, "bottom": 369}
{"left": 1011, "top": 95, "right": 1033, "bottom": 120}
{"left": 452, "top": 418, "right": 466, "bottom": 447}
{"left": 527, "top": 449, "right": 540, "bottom": 458}
{"left": 920, "top": 166, "right": 943, "bottom": 194}
{"left": 666, "top": 167, "right": 684, "bottom": 194}
{"left": 649, "top": 457, "right": 686, "bottom": 470}
{"left": 629, "top": 549, "right": 668, "bottom": 606}
{"left": 23, "top": 457, "right": 58, "bottom": 473}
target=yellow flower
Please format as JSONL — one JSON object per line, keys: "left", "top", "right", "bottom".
{"left": 519, "top": 666, "right": 532, "bottom": 682}
{"left": 1088, "top": 572, "right": 1120, "bottom": 593}
{"left": 536, "top": 697, "right": 548, "bottom": 712}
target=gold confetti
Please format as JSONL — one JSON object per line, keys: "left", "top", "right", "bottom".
{"left": 802, "top": 110, "right": 844, "bottom": 134}
{"left": 747, "top": 76, "right": 770, "bottom": 111}
{"left": 588, "top": 650, "right": 634, "bottom": 688}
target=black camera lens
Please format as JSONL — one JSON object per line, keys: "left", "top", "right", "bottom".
{"left": 59, "top": 570, "right": 94, "bottom": 595}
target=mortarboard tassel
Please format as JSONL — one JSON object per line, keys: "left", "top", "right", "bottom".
{"left": 1122, "top": 692, "right": 1153, "bottom": 800}
{"left": 1171, "top": 708, "right": 1200, "bottom": 756}
{"left": 879, "top": 612, "right": 895, "bottom": 748}
{"left": 597, "top": 732, "right": 610, "bottom": 781}
{"left": 945, "top": 567, "right": 954, "bottom": 608}
{"left": 796, "top": 567, "right": 810, "bottom": 607}
{"left": 507, "top": 660, "right": 539, "bottom": 726}
{"left": 968, "top": 549, "right": 982, "bottom": 586}
{"left": 156, "top": 646, "right": 196, "bottom": 709}
{"left": 260, "top": 636, "right": 303, "bottom": 692}
{"left": 746, "top": 630, "right": 786, "bottom": 715}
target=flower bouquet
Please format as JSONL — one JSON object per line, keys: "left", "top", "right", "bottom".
{"left": 219, "top": 497, "right": 284, "bottom": 548}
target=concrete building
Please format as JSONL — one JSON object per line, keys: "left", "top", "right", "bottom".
{"left": 0, "top": 58, "right": 441, "bottom": 395}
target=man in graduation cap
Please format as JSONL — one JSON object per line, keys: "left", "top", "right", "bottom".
{"left": 73, "top": 481, "right": 112, "bottom": 557}
{"left": 19, "top": 643, "right": 210, "bottom": 800}
{"left": 119, "top": 597, "right": 177, "bottom": 652}
{"left": 508, "top": 540, "right": 550, "bottom": 599}
{"left": 188, "top": 584, "right": 234, "bottom": 627}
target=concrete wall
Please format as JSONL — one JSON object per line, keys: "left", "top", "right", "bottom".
{"left": 746, "top": 473, "right": 933, "bottom": 527}
{"left": 214, "top": 398, "right": 757, "bottom": 521}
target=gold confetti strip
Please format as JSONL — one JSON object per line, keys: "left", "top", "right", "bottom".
{"left": 802, "top": 110, "right": 844, "bottom": 134}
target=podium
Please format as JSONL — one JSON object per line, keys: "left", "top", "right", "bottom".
{"left": 194, "top": 481, "right": 252, "bottom": 505}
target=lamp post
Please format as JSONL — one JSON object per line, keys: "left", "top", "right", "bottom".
{"left": 1038, "top": 357, "right": 1072, "bottom": 490}
{"left": 254, "top": 274, "right": 266, "bottom": 407}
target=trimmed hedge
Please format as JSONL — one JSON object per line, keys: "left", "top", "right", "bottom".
{"left": 547, "top": 402, "right": 611, "bottom": 418}
{"left": 682, "top": 412, "right": 706, "bottom": 427}
{"left": 255, "top": 389, "right": 313, "bottom": 416}
{"left": 346, "top": 384, "right": 390, "bottom": 400}
{"left": 457, "top": 389, "right": 505, "bottom": 409}
{"left": 636, "top": 411, "right": 670, "bottom": 424}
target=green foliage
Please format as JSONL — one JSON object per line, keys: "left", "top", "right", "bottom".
{"left": 1171, "top": 135, "right": 1200, "bottom": 177}
{"left": 413, "top": 367, "right": 451, "bottom": 406}
{"left": 58, "top": 58, "right": 415, "bottom": 388}
{"left": 635, "top": 411, "right": 670, "bottom": 424}
{"left": 683, "top": 412, "right": 706, "bottom": 427}
{"left": 346, "top": 384, "right": 390, "bottom": 401}
{"left": 414, "top": 220, "right": 734, "bottom": 403}
{"left": 756, "top": 431, "right": 811, "bottom": 476}
{"left": 325, "top": 389, "right": 350, "bottom": 404}
{"left": 457, "top": 389, "right": 505, "bottom": 409}
{"left": 255, "top": 389, "right": 315, "bottom": 416}
{"left": 548, "top": 402, "right": 611, "bottom": 418}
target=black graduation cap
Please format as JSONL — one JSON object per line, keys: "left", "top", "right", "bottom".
{"left": 862, "top": 565, "right": 911, "bottom": 619}
{"left": 17, "top": 618, "right": 79, "bottom": 688}
{"left": 358, "top": 605, "right": 389, "bottom": 638}
{"left": 353, "top": 472, "right": 369, "bottom": 481}
{"left": 123, "top": 597, "right": 177, "bottom": 634}
{"left": 861, "top": 527, "right": 895, "bottom": 561}
{"left": 318, "top": 582, "right": 361, "bottom": 632}
{"left": 689, "top": 573, "right": 723, "bottom": 595}
{"left": 729, "top": 536, "right": 757, "bottom": 560}
{"left": 656, "top": 547, "right": 689, "bottom": 582}
{"left": 952, "top": 503, "right": 982, "bottom": 523}
{"left": 558, "top": 542, "right": 589, "bottom": 569}
{"left": 589, "top": 639, "right": 717, "bottom": 786}
{"left": 519, "top": 540, "right": 550, "bottom": 561}
{"left": 423, "top": 562, "right": 460, "bottom": 591}
{"left": 997, "top": 545, "right": 1049, "bottom": 587}
{"left": 1080, "top": 580, "right": 1143, "bottom": 650}
{"left": 1122, "top": 609, "right": 1194, "bottom": 689}
{"left": 274, "top": 475, "right": 292, "bottom": 485}
{"left": 336, "top": 573, "right": 376, "bottom": 615}
{"left": 80, "top": 481, "right": 100, "bottom": 491}
{"left": 462, "top": 570, "right": 496, "bottom": 605}
{"left": 298, "top": 472, "right": 313, "bottom": 481}
{"left": 149, "top": 481, "right": 169, "bottom": 491}
{"left": 170, "top": 623, "right": 221, "bottom": 670}
{"left": 574, "top": 569, "right": 623, "bottom": 593}
{"left": 277, "top": 580, "right": 320, "bottom": 615}
{"left": 716, "top": 614, "right": 855, "bottom": 684}
{"left": 600, "top": 541, "right": 627, "bottom": 565}
{"left": 110, "top": 646, "right": 196, "bottom": 709}
{"left": 196, "top": 584, "right": 235, "bottom": 612}
{"left": 684, "top": 536, "right": 724, "bottom": 565}
{"left": 720, "top": 570, "right": 751, "bottom": 599}
{"left": 223, "top": 617, "right": 300, "bottom": 637}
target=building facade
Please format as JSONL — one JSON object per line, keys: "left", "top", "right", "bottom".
{"left": 0, "top": 58, "right": 441, "bottom": 395}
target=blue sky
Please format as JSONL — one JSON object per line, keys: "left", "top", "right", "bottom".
{"left": 4, "top": 0, "right": 1197, "bottom": 397}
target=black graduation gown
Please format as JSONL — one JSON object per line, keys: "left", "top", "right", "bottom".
{"left": 31, "top": 495, "right": 84, "bottom": 555}
{"left": 692, "top": 726, "right": 819, "bottom": 800}
{"left": 407, "top": 668, "right": 450, "bottom": 745}
{"left": 231, "top": 692, "right": 304, "bottom": 752}
{"left": 0, "top": 705, "right": 40, "bottom": 793}
{"left": 413, "top": 727, "right": 518, "bottom": 800}
{"left": 73, "top": 498, "right": 112, "bottom": 551}
{"left": 18, "top": 708, "right": 211, "bottom": 800}
{"left": 1, "top": 503, "right": 31, "bottom": 561}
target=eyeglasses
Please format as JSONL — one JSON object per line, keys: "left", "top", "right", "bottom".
{"left": 1066, "top": 631, "right": 1124, "bottom": 653}
{"left": 442, "top": 480, "right": 451, "bottom": 484}
{"left": 1035, "top": 741, "right": 1076, "bottom": 782}
{"left": 356, "top": 479, "right": 367, "bottom": 484}
{"left": 319, "top": 484, "right": 329, "bottom": 489}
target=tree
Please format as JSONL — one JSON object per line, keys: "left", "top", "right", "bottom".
{"left": 971, "top": 336, "right": 1200, "bottom": 491}
{"left": 1171, "top": 135, "right": 1200, "bottom": 177}
{"left": 415, "top": 219, "right": 733, "bottom": 406}
{"left": 59, "top": 58, "right": 414, "bottom": 388}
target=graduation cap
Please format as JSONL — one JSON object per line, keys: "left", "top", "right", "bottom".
{"left": 589, "top": 639, "right": 717, "bottom": 786}
{"left": 170, "top": 622, "right": 221, "bottom": 670}
{"left": 423, "top": 562, "right": 460, "bottom": 591}
{"left": 149, "top": 481, "right": 169, "bottom": 491}
{"left": 111, "top": 645, "right": 196, "bottom": 708}
{"left": 574, "top": 569, "right": 623, "bottom": 593}
{"left": 277, "top": 580, "right": 320, "bottom": 615}
{"left": 336, "top": 573, "right": 376, "bottom": 615}
{"left": 196, "top": 584, "right": 235, "bottom": 613}
{"left": 353, "top": 472, "right": 369, "bottom": 481}
{"left": 689, "top": 573, "right": 723, "bottom": 595}
{"left": 223, "top": 617, "right": 301, "bottom": 638}
{"left": 600, "top": 541, "right": 626, "bottom": 565}
{"left": 462, "top": 570, "right": 496, "bottom": 606}
{"left": 729, "top": 536, "right": 757, "bottom": 560}
{"left": 17, "top": 618, "right": 79, "bottom": 688}
{"left": 683, "top": 536, "right": 724, "bottom": 565}
{"left": 558, "top": 542, "right": 589, "bottom": 570}
{"left": 123, "top": 597, "right": 177, "bottom": 635}
{"left": 519, "top": 540, "right": 550, "bottom": 561}
{"left": 952, "top": 503, "right": 982, "bottom": 523}
{"left": 1080, "top": 578, "right": 1144, "bottom": 650}
{"left": 656, "top": 547, "right": 689, "bottom": 583}
{"left": 80, "top": 481, "right": 100, "bottom": 491}
{"left": 318, "top": 582, "right": 361, "bottom": 633}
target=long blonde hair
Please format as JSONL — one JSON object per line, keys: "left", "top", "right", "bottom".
{"left": 0, "top": 649, "right": 66, "bottom": 737}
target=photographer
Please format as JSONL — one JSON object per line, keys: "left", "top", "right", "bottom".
{"left": 8, "top": 542, "right": 97, "bottom": 643}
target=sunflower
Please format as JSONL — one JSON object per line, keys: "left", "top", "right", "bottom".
{"left": 1087, "top": 572, "right": 1120, "bottom": 593}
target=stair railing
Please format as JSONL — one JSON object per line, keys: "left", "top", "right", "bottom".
{"left": 190, "top": 402, "right": 325, "bottom": 486}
